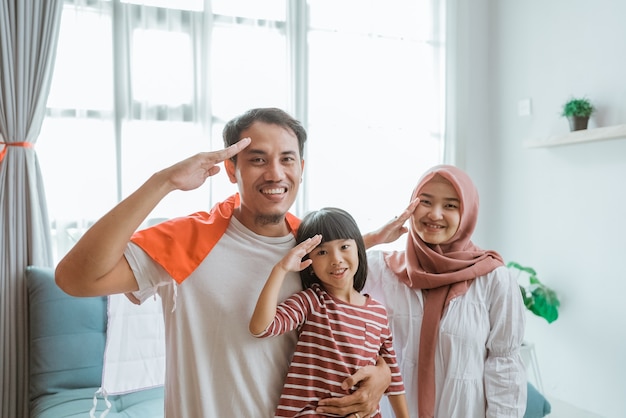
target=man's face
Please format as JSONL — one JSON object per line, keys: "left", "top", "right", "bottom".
{"left": 225, "top": 121, "right": 304, "bottom": 235}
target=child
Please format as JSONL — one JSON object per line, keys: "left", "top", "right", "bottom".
{"left": 250, "top": 207, "right": 409, "bottom": 418}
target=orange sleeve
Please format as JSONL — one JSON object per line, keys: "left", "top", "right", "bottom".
{"left": 130, "top": 194, "right": 300, "bottom": 284}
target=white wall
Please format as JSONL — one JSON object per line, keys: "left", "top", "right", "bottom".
{"left": 452, "top": 1, "right": 626, "bottom": 417}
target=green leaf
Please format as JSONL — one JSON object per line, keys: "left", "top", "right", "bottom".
{"left": 510, "top": 261, "right": 560, "bottom": 323}
{"left": 529, "top": 286, "right": 560, "bottom": 323}
{"left": 507, "top": 261, "right": 537, "bottom": 277}
{"left": 561, "top": 97, "right": 594, "bottom": 117}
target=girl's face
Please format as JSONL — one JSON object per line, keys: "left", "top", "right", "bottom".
{"left": 412, "top": 175, "right": 461, "bottom": 245}
{"left": 309, "top": 238, "right": 359, "bottom": 294}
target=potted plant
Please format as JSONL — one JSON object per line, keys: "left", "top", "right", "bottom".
{"left": 561, "top": 97, "right": 595, "bottom": 131}
{"left": 507, "top": 261, "right": 560, "bottom": 324}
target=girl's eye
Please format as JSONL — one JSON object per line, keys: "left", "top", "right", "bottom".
{"left": 420, "top": 200, "right": 431, "bottom": 206}
{"left": 316, "top": 250, "right": 327, "bottom": 256}
{"left": 341, "top": 244, "right": 350, "bottom": 250}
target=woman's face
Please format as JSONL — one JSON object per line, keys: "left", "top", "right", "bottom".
{"left": 411, "top": 175, "right": 461, "bottom": 245}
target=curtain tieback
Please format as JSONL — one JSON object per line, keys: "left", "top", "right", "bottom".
{"left": 0, "top": 142, "right": 34, "bottom": 162}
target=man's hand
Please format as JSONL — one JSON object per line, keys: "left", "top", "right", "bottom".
{"left": 162, "top": 137, "right": 251, "bottom": 192}
{"left": 315, "top": 357, "right": 391, "bottom": 417}
{"left": 363, "top": 198, "right": 419, "bottom": 249}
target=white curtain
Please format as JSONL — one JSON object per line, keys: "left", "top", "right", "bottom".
{"left": 0, "top": 1, "right": 63, "bottom": 417}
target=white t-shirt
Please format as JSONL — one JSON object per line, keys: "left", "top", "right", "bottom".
{"left": 364, "top": 250, "right": 527, "bottom": 418}
{"left": 124, "top": 216, "right": 301, "bottom": 418}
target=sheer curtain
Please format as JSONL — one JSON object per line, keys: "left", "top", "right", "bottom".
{"left": 0, "top": 1, "right": 63, "bottom": 417}
{"left": 305, "top": 0, "right": 447, "bottom": 249}
{"left": 39, "top": 0, "right": 292, "bottom": 261}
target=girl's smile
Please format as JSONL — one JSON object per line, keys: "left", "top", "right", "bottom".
{"left": 309, "top": 239, "right": 359, "bottom": 292}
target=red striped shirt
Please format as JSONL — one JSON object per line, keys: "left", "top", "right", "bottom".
{"left": 257, "top": 284, "right": 405, "bottom": 417}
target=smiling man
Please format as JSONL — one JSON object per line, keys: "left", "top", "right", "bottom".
{"left": 55, "top": 108, "right": 390, "bottom": 418}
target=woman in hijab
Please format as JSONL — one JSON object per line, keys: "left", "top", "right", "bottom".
{"left": 364, "top": 165, "right": 527, "bottom": 418}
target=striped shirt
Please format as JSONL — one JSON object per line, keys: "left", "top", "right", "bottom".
{"left": 256, "top": 283, "right": 405, "bottom": 417}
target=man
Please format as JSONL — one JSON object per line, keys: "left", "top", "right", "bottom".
{"left": 56, "top": 108, "right": 391, "bottom": 417}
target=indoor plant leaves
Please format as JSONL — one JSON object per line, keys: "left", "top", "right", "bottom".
{"left": 508, "top": 261, "right": 560, "bottom": 324}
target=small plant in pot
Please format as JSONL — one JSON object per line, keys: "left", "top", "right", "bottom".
{"left": 561, "top": 97, "right": 595, "bottom": 131}
{"left": 507, "top": 261, "right": 560, "bottom": 324}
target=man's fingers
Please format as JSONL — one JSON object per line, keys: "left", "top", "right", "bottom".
{"left": 341, "top": 367, "right": 365, "bottom": 390}
{"left": 215, "top": 137, "right": 251, "bottom": 161}
{"left": 206, "top": 166, "right": 221, "bottom": 177}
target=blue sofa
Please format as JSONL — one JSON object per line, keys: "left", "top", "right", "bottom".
{"left": 26, "top": 266, "right": 164, "bottom": 418}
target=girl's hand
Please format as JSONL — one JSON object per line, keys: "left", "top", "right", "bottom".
{"left": 276, "top": 234, "right": 322, "bottom": 273}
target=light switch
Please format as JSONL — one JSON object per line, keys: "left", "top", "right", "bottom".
{"left": 518, "top": 99, "right": 532, "bottom": 116}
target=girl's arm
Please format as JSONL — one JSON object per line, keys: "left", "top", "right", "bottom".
{"left": 388, "top": 394, "right": 410, "bottom": 418}
{"left": 249, "top": 235, "right": 321, "bottom": 335}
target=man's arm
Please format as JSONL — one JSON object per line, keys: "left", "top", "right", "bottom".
{"left": 315, "top": 356, "right": 391, "bottom": 417}
{"left": 55, "top": 138, "right": 251, "bottom": 297}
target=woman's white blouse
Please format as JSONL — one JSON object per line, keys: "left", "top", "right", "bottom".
{"left": 365, "top": 250, "right": 527, "bottom": 418}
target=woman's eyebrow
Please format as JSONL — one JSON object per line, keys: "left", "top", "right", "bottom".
{"left": 419, "top": 192, "right": 460, "bottom": 203}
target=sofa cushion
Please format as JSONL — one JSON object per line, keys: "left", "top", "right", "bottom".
{"left": 524, "top": 382, "right": 552, "bottom": 418}
{"left": 26, "top": 266, "right": 107, "bottom": 401}
{"left": 29, "top": 386, "right": 164, "bottom": 418}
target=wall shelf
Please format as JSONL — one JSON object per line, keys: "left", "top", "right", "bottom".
{"left": 524, "top": 124, "right": 626, "bottom": 148}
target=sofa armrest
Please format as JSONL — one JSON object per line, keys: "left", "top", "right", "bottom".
{"left": 27, "top": 266, "right": 107, "bottom": 401}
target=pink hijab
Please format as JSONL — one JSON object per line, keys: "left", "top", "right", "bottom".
{"left": 384, "top": 165, "right": 503, "bottom": 418}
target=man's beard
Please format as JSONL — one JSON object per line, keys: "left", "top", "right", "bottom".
{"left": 255, "top": 213, "right": 284, "bottom": 225}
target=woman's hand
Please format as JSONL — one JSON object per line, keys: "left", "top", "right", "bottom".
{"left": 363, "top": 198, "right": 419, "bottom": 249}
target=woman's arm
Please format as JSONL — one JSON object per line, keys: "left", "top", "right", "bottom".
{"left": 485, "top": 267, "right": 528, "bottom": 418}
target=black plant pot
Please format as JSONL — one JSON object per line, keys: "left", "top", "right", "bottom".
{"left": 567, "top": 116, "right": 589, "bottom": 131}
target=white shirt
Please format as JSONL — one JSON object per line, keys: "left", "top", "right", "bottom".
{"left": 364, "top": 250, "right": 527, "bottom": 418}
{"left": 125, "top": 216, "right": 302, "bottom": 418}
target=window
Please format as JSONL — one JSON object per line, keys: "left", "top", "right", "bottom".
{"left": 39, "top": 0, "right": 446, "bottom": 261}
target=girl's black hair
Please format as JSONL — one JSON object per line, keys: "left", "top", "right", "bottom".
{"left": 296, "top": 207, "right": 368, "bottom": 292}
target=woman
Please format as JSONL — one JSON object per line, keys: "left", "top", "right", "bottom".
{"left": 364, "top": 165, "right": 527, "bottom": 418}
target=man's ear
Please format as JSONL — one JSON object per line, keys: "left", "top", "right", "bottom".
{"left": 224, "top": 158, "right": 237, "bottom": 183}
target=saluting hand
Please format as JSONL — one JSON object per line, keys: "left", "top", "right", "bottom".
{"left": 160, "top": 137, "right": 251, "bottom": 192}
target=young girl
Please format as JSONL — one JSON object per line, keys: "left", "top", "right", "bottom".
{"left": 249, "top": 207, "right": 409, "bottom": 418}
{"left": 364, "top": 165, "right": 527, "bottom": 417}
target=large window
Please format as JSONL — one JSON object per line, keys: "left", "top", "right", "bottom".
{"left": 39, "top": 0, "right": 446, "bottom": 261}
